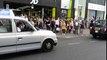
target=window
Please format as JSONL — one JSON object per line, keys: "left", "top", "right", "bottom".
{"left": 15, "top": 19, "right": 34, "bottom": 32}
{"left": 0, "top": 19, "right": 12, "bottom": 33}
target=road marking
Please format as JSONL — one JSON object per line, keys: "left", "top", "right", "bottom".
{"left": 80, "top": 34, "right": 90, "bottom": 36}
{"left": 89, "top": 41, "right": 96, "bottom": 43}
{"left": 57, "top": 35, "right": 79, "bottom": 38}
{"left": 68, "top": 42, "right": 81, "bottom": 45}
{"left": 65, "top": 36, "right": 74, "bottom": 38}
{"left": 65, "top": 36, "right": 78, "bottom": 38}
{"left": 81, "top": 35, "right": 84, "bottom": 36}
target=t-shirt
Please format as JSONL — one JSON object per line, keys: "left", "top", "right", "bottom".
{"left": 55, "top": 20, "right": 59, "bottom": 25}
{"left": 62, "top": 21, "right": 66, "bottom": 29}
{"left": 17, "top": 27, "right": 21, "bottom": 32}
{"left": 75, "top": 22, "right": 79, "bottom": 26}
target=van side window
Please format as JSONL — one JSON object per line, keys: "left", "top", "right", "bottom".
{"left": 15, "top": 19, "right": 34, "bottom": 32}
{"left": 0, "top": 19, "right": 12, "bottom": 33}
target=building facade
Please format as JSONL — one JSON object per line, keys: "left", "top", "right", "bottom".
{"left": 86, "top": 0, "right": 106, "bottom": 20}
{"left": 74, "top": 0, "right": 86, "bottom": 20}
{"left": 0, "top": 0, "right": 61, "bottom": 19}
{"left": 60, "top": 0, "right": 75, "bottom": 21}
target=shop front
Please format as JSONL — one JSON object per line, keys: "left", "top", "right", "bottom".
{"left": 61, "top": 0, "right": 75, "bottom": 21}
{"left": 0, "top": 0, "right": 61, "bottom": 19}
{"left": 74, "top": 0, "right": 86, "bottom": 20}
{"left": 87, "top": 3, "right": 105, "bottom": 20}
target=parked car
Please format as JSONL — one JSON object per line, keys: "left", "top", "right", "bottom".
{"left": 0, "top": 9, "right": 58, "bottom": 55}
{"left": 90, "top": 20, "right": 107, "bottom": 38}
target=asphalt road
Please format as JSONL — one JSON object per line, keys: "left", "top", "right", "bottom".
{"left": 0, "top": 34, "right": 106, "bottom": 60}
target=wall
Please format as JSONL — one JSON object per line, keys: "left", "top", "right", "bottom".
{"left": 74, "top": 0, "right": 86, "bottom": 20}
{"left": 79, "top": 0, "right": 86, "bottom": 20}
{"left": 0, "top": 0, "right": 58, "bottom": 7}
{"left": 88, "top": 3, "right": 105, "bottom": 19}
{"left": 96, "top": 11, "right": 104, "bottom": 19}
{"left": 89, "top": 0, "right": 105, "bottom": 5}
{"left": 88, "top": 3, "right": 105, "bottom": 11}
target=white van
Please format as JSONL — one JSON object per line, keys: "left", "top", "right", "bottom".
{"left": 0, "top": 9, "right": 57, "bottom": 54}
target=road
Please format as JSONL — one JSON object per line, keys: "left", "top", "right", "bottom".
{"left": 0, "top": 33, "right": 106, "bottom": 60}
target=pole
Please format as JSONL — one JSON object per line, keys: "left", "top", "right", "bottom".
{"left": 42, "top": 8, "right": 44, "bottom": 19}
{"left": 105, "top": 0, "right": 106, "bottom": 19}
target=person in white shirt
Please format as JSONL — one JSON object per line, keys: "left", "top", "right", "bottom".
{"left": 55, "top": 18, "right": 60, "bottom": 32}
{"left": 16, "top": 22, "right": 24, "bottom": 32}
{"left": 55, "top": 18, "right": 60, "bottom": 26}
{"left": 73, "top": 19, "right": 79, "bottom": 34}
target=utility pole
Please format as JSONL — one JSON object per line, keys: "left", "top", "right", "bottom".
{"left": 105, "top": 0, "right": 106, "bottom": 19}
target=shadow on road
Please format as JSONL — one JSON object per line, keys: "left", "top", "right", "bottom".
{"left": 89, "top": 36, "right": 106, "bottom": 41}
{"left": 0, "top": 49, "right": 48, "bottom": 60}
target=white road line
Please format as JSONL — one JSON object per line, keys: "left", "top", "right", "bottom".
{"left": 57, "top": 35, "right": 78, "bottom": 38}
{"left": 80, "top": 34, "right": 90, "bottom": 36}
{"left": 65, "top": 36, "right": 74, "bottom": 38}
{"left": 68, "top": 42, "right": 81, "bottom": 45}
{"left": 89, "top": 41, "right": 96, "bottom": 43}
{"left": 81, "top": 35, "right": 84, "bottom": 36}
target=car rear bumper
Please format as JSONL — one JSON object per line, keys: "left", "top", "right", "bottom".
{"left": 91, "top": 31, "right": 107, "bottom": 36}
{"left": 90, "top": 30, "right": 101, "bottom": 35}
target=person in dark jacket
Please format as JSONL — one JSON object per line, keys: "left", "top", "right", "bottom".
{"left": 50, "top": 19, "right": 55, "bottom": 32}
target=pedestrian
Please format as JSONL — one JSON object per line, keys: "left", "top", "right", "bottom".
{"left": 61, "top": 19, "right": 66, "bottom": 35}
{"left": 38, "top": 17, "right": 43, "bottom": 29}
{"left": 50, "top": 18, "right": 55, "bottom": 32}
{"left": 70, "top": 18, "right": 74, "bottom": 31}
{"left": 89, "top": 20, "right": 95, "bottom": 34}
{"left": 46, "top": 17, "right": 51, "bottom": 30}
{"left": 55, "top": 17, "right": 60, "bottom": 33}
{"left": 80, "top": 20, "right": 84, "bottom": 33}
{"left": 24, "top": 14, "right": 28, "bottom": 21}
{"left": 73, "top": 19, "right": 79, "bottom": 34}
{"left": 16, "top": 22, "right": 25, "bottom": 32}
{"left": 28, "top": 16, "right": 35, "bottom": 26}
{"left": 67, "top": 23, "right": 72, "bottom": 33}
{"left": 89, "top": 20, "right": 94, "bottom": 28}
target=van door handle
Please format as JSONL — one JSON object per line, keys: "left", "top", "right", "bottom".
{"left": 18, "top": 37, "right": 23, "bottom": 41}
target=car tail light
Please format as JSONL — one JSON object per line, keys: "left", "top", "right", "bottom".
{"left": 104, "top": 28, "right": 106, "bottom": 31}
{"left": 104, "top": 26, "right": 106, "bottom": 32}
{"left": 90, "top": 27, "right": 92, "bottom": 30}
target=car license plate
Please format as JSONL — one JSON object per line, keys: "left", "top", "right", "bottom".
{"left": 94, "top": 27, "right": 100, "bottom": 30}
{"left": 95, "top": 31, "right": 98, "bottom": 33}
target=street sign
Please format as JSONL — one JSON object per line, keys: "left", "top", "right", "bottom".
{"left": 0, "top": 9, "right": 15, "bottom": 17}
{"left": 0, "top": 9, "right": 10, "bottom": 16}
{"left": 30, "top": 0, "right": 38, "bottom": 4}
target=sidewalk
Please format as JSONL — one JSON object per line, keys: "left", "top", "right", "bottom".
{"left": 56, "top": 29, "right": 90, "bottom": 38}
{"left": 83, "top": 29, "right": 90, "bottom": 35}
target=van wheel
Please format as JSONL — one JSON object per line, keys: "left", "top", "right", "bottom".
{"left": 42, "top": 40, "right": 54, "bottom": 52}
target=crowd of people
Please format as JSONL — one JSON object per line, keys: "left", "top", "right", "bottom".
{"left": 19, "top": 14, "right": 98, "bottom": 35}
{"left": 30, "top": 17, "right": 86, "bottom": 35}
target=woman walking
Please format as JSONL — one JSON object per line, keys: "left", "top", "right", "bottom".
{"left": 61, "top": 19, "right": 66, "bottom": 35}
{"left": 80, "top": 20, "right": 84, "bottom": 34}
